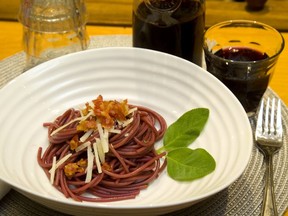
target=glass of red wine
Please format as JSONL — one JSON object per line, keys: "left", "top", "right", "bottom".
{"left": 203, "top": 20, "right": 285, "bottom": 116}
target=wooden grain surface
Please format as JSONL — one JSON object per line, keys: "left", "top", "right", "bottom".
{"left": 0, "top": 0, "right": 288, "bottom": 30}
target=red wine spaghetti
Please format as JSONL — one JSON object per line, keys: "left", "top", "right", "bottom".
{"left": 37, "top": 95, "right": 167, "bottom": 202}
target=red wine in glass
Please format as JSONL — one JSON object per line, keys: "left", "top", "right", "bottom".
{"left": 205, "top": 46, "right": 271, "bottom": 113}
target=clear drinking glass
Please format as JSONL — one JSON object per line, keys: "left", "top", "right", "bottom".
{"left": 19, "top": 0, "right": 90, "bottom": 70}
{"left": 203, "top": 20, "right": 285, "bottom": 116}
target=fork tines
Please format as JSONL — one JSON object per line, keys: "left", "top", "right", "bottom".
{"left": 256, "top": 97, "right": 282, "bottom": 139}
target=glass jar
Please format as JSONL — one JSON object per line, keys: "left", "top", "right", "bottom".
{"left": 19, "top": 0, "right": 90, "bottom": 70}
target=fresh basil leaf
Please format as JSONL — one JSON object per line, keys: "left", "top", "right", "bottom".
{"left": 162, "top": 108, "right": 209, "bottom": 152}
{"left": 167, "top": 148, "right": 216, "bottom": 181}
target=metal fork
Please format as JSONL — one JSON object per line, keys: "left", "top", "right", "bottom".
{"left": 255, "top": 97, "right": 283, "bottom": 216}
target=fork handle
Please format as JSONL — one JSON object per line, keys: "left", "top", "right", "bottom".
{"left": 261, "top": 154, "right": 278, "bottom": 216}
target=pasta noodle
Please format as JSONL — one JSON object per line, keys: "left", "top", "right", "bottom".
{"left": 37, "top": 95, "right": 167, "bottom": 202}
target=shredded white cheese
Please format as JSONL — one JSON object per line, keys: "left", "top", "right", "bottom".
{"left": 97, "top": 122, "right": 104, "bottom": 139}
{"left": 95, "top": 138, "right": 105, "bottom": 163}
{"left": 108, "top": 128, "right": 121, "bottom": 134}
{"left": 97, "top": 122, "right": 109, "bottom": 154}
{"left": 102, "top": 129, "right": 109, "bottom": 153}
{"left": 49, "top": 156, "right": 57, "bottom": 184}
{"left": 80, "top": 129, "right": 93, "bottom": 142}
{"left": 50, "top": 111, "right": 94, "bottom": 136}
{"left": 79, "top": 107, "right": 85, "bottom": 117}
{"left": 122, "top": 117, "right": 134, "bottom": 127}
{"left": 127, "top": 107, "right": 137, "bottom": 115}
{"left": 48, "top": 153, "right": 72, "bottom": 185}
{"left": 75, "top": 141, "right": 91, "bottom": 152}
{"left": 88, "top": 101, "right": 95, "bottom": 109}
{"left": 54, "top": 153, "right": 72, "bottom": 169}
{"left": 85, "top": 145, "right": 94, "bottom": 183}
{"left": 50, "top": 117, "right": 82, "bottom": 136}
{"left": 93, "top": 142, "right": 102, "bottom": 173}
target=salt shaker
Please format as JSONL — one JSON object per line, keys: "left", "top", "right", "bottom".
{"left": 132, "top": 0, "right": 205, "bottom": 67}
{"left": 18, "top": 0, "right": 90, "bottom": 70}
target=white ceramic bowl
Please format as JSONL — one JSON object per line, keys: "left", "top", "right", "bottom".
{"left": 0, "top": 48, "right": 253, "bottom": 216}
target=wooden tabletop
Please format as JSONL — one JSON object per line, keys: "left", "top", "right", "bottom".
{"left": 0, "top": 20, "right": 287, "bottom": 107}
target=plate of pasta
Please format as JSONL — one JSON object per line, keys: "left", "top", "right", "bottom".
{"left": 0, "top": 47, "right": 252, "bottom": 216}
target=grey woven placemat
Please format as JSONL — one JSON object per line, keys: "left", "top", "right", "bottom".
{"left": 0, "top": 35, "right": 287, "bottom": 216}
